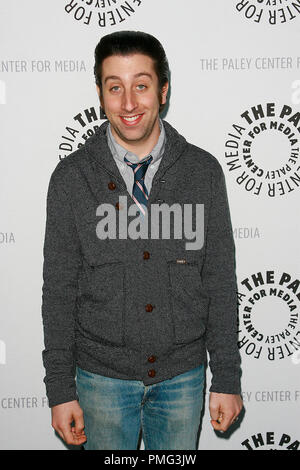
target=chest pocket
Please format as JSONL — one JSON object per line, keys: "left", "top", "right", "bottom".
{"left": 166, "top": 251, "right": 210, "bottom": 345}
{"left": 77, "top": 258, "right": 126, "bottom": 347}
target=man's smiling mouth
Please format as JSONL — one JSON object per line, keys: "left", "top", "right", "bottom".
{"left": 120, "top": 114, "right": 144, "bottom": 125}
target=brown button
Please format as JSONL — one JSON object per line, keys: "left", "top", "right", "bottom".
{"left": 145, "top": 304, "right": 154, "bottom": 312}
{"left": 115, "top": 202, "right": 120, "bottom": 210}
{"left": 148, "top": 355, "right": 156, "bottom": 363}
{"left": 108, "top": 181, "right": 116, "bottom": 190}
{"left": 143, "top": 251, "right": 150, "bottom": 260}
{"left": 148, "top": 369, "right": 156, "bottom": 378}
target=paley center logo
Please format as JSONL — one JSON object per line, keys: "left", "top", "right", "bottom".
{"left": 237, "top": 269, "right": 300, "bottom": 361}
{"left": 241, "top": 431, "right": 299, "bottom": 450}
{"left": 94, "top": 196, "right": 205, "bottom": 251}
{"left": 59, "top": 105, "right": 106, "bottom": 160}
{"left": 235, "top": 0, "right": 300, "bottom": 25}
{"left": 225, "top": 102, "right": 300, "bottom": 198}
{"left": 64, "top": 0, "right": 143, "bottom": 28}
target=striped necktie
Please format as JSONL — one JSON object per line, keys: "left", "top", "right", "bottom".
{"left": 124, "top": 155, "right": 153, "bottom": 215}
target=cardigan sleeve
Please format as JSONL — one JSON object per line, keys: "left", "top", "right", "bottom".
{"left": 41, "top": 164, "right": 82, "bottom": 407}
{"left": 201, "top": 160, "right": 242, "bottom": 395}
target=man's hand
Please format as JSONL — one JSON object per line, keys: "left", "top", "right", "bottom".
{"left": 51, "top": 400, "right": 87, "bottom": 446}
{"left": 209, "top": 392, "right": 243, "bottom": 433}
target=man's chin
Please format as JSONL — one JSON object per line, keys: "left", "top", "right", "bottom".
{"left": 114, "top": 128, "right": 149, "bottom": 145}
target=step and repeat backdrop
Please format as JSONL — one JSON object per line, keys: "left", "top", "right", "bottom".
{"left": 1, "top": 0, "right": 300, "bottom": 450}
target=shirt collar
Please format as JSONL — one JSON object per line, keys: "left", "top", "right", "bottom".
{"left": 107, "top": 118, "right": 166, "bottom": 165}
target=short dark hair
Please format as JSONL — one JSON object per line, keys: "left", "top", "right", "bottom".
{"left": 94, "top": 31, "right": 169, "bottom": 111}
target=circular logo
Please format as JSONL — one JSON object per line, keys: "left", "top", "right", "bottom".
{"left": 237, "top": 270, "right": 300, "bottom": 361}
{"left": 241, "top": 431, "right": 299, "bottom": 450}
{"left": 64, "top": 0, "right": 143, "bottom": 28}
{"left": 58, "top": 105, "right": 106, "bottom": 160}
{"left": 234, "top": 0, "right": 300, "bottom": 26}
{"left": 225, "top": 102, "right": 300, "bottom": 198}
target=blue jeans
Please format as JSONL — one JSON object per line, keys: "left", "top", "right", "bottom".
{"left": 76, "top": 365, "right": 205, "bottom": 450}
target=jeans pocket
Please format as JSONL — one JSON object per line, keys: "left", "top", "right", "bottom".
{"left": 76, "top": 366, "right": 96, "bottom": 380}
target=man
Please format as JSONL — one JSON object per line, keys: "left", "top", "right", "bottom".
{"left": 42, "top": 31, "right": 243, "bottom": 450}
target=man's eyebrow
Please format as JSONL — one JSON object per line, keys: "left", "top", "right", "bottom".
{"left": 134, "top": 72, "right": 153, "bottom": 79}
{"left": 104, "top": 72, "right": 153, "bottom": 84}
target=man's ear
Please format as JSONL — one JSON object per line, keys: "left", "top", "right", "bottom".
{"left": 161, "top": 81, "right": 169, "bottom": 105}
{"left": 96, "top": 85, "right": 105, "bottom": 109}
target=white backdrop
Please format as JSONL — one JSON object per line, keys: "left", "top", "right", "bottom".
{"left": 0, "top": 0, "right": 299, "bottom": 450}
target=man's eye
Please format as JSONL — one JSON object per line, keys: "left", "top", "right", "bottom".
{"left": 136, "top": 84, "right": 146, "bottom": 90}
{"left": 110, "top": 86, "right": 120, "bottom": 92}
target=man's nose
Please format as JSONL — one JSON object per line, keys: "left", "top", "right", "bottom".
{"left": 121, "top": 89, "right": 137, "bottom": 113}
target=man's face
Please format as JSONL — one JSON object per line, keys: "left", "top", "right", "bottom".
{"left": 97, "top": 53, "right": 168, "bottom": 151}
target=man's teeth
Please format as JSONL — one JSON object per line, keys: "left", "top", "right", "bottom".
{"left": 122, "top": 115, "right": 141, "bottom": 121}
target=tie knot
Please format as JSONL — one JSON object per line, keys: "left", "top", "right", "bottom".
{"left": 124, "top": 155, "right": 153, "bottom": 181}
